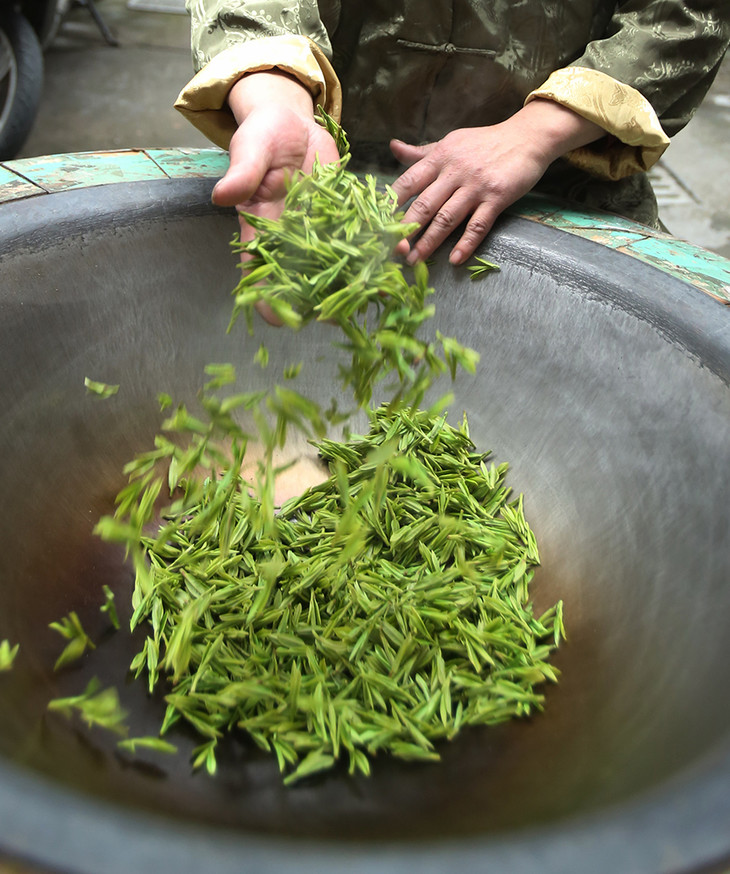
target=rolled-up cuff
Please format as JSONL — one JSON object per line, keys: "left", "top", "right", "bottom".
{"left": 174, "top": 34, "right": 342, "bottom": 151}
{"left": 526, "top": 66, "right": 670, "bottom": 180}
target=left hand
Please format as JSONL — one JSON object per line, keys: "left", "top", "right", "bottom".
{"left": 390, "top": 99, "right": 604, "bottom": 266}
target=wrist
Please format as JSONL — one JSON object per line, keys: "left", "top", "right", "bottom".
{"left": 228, "top": 70, "right": 316, "bottom": 125}
{"left": 517, "top": 98, "right": 605, "bottom": 164}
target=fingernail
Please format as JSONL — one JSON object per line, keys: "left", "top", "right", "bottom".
{"left": 406, "top": 250, "right": 419, "bottom": 266}
{"left": 449, "top": 249, "right": 463, "bottom": 266}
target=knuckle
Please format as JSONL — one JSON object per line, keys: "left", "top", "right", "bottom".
{"left": 409, "top": 198, "right": 433, "bottom": 220}
{"left": 480, "top": 177, "right": 509, "bottom": 201}
{"left": 466, "top": 215, "right": 492, "bottom": 238}
{"left": 395, "top": 169, "right": 415, "bottom": 190}
{"left": 430, "top": 210, "right": 455, "bottom": 231}
{"left": 439, "top": 131, "right": 461, "bottom": 151}
{"left": 459, "top": 216, "right": 494, "bottom": 250}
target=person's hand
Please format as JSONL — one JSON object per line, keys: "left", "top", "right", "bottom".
{"left": 390, "top": 98, "right": 604, "bottom": 266}
{"left": 212, "top": 71, "right": 340, "bottom": 237}
{"left": 212, "top": 71, "right": 340, "bottom": 322}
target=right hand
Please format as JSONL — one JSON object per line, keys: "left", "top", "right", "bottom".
{"left": 212, "top": 73, "right": 340, "bottom": 323}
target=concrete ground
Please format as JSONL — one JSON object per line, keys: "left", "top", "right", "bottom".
{"left": 15, "top": 0, "right": 730, "bottom": 260}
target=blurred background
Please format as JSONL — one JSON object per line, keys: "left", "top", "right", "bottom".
{"left": 16, "top": 0, "right": 209, "bottom": 156}
{"left": 9, "top": 0, "right": 730, "bottom": 259}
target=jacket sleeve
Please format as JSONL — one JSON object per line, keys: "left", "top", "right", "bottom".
{"left": 528, "top": 1, "right": 730, "bottom": 179}
{"left": 176, "top": 0, "right": 341, "bottom": 149}
{"left": 186, "top": 0, "right": 333, "bottom": 71}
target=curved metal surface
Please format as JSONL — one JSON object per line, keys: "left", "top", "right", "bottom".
{"left": 0, "top": 175, "right": 729, "bottom": 874}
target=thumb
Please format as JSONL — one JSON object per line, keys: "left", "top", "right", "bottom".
{"left": 212, "top": 126, "right": 271, "bottom": 207}
{"left": 389, "top": 138, "right": 433, "bottom": 167}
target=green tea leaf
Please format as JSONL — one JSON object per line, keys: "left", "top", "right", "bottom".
{"left": 49, "top": 612, "right": 96, "bottom": 670}
{"left": 48, "top": 678, "right": 128, "bottom": 736}
{"left": 118, "top": 736, "right": 178, "bottom": 755}
{"left": 468, "top": 256, "right": 500, "bottom": 279}
{"left": 0, "top": 640, "right": 19, "bottom": 671}
{"left": 100, "top": 585, "right": 120, "bottom": 630}
{"left": 84, "top": 377, "right": 119, "bottom": 399}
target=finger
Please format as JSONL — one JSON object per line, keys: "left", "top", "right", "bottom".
{"left": 448, "top": 202, "right": 499, "bottom": 265}
{"left": 404, "top": 190, "right": 475, "bottom": 265}
{"left": 212, "top": 163, "right": 266, "bottom": 209}
{"left": 389, "top": 138, "right": 431, "bottom": 168}
{"left": 237, "top": 211, "right": 258, "bottom": 251}
{"left": 394, "top": 237, "right": 411, "bottom": 259}
{"left": 237, "top": 200, "right": 287, "bottom": 326}
{"left": 212, "top": 128, "right": 272, "bottom": 207}
{"left": 400, "top": 172, "right": 458, "bottom": 226}
{"left": 390, "top": 143, "right": 439, "bottom": 207}
{"left": 255, "top": 300, "right": 283, "bottom": 326}
{"left": 238, "top": 196, "right": 286, "bottom": 243}
{"left": 305, "top": 129, "right": 342, "bottom": 170}
{"left": 395, "top": 177, "right": 460, "bottom": 262}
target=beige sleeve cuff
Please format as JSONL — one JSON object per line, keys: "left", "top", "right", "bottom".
{"left": 526, "top": 67, "right": 670, "bottom": 180}
{"left": 174, "top": 34, "right": 342, "bottom": 151}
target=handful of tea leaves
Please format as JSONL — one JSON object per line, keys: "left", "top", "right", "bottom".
{"left": 230, "top": 153, "right": 477, "bottom": 409}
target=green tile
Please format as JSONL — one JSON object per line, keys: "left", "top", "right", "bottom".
{"left": 510, "top": 194, "right": 730, "bottom": 303}
{"left": 3, "top": 150, "right": 166, "bottom": 192}
{"left": 511, "top": 195, "right": 655, "bottom": 249}
{"left": 627, "top": 235, "right": 730, "bottom": 302}
{"left": 0, "top": 164, "right": 45, "bottom": 203}
{"left": 146, "top": 147, "right": 229, "bottom": 179}
{"left": 508, "top": 194, "right": 560, "bottom": 224}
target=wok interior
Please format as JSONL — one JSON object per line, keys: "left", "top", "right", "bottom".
{"left": 0, "top": 197, "right": 729, "bottom": 841}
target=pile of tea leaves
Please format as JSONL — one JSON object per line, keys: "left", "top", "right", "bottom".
{"left": 94, "top": 404, "right": 562, "bottom": 783}
{"left": 48, "top": 115, "right": 564, "bottom": 783}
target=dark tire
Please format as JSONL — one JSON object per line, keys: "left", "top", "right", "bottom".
{"left": 0, "top": 10, "right": 43, "bottom": 160}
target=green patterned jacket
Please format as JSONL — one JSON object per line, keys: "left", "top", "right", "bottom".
{"left": 184, "top": 0, "right": 730, "bottom": 225}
